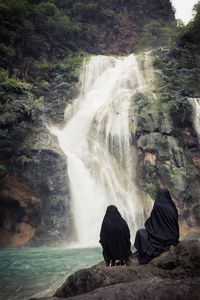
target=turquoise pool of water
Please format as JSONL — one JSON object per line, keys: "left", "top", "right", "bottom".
{"left": 0, "top": 247, "right": 102, "bottom": 300}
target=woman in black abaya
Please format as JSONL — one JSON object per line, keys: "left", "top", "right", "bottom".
{"left": 99, "top": 205, "right": 132, "bottom": 266}
{"left": 134, "top": 188, "right": 179, "bottom": 264}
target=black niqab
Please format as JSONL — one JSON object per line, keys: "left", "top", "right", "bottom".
{"left": 99, "top": 205, "right": 131, "bottom": 261}
{"left": 134, "top": 189, "right": 179, "bottom": 264}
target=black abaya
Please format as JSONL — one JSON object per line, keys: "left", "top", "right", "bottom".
{"left": 99, "top": 205, "right": 132, "bottom": 263}
{"left": 134, "top": 189, "right": 179, "bottom": 264}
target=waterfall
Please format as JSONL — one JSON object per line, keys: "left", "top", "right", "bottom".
{"left": 51, "top": 54, "right": 153, "bottom": 247}
{"left": 189, "top": 98, "right": 200, "bottom": 143}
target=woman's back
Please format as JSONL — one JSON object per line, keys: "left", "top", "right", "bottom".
{"left": 134, "top": 189, "right": 179, "bottom": 264}
{"left": 100, "top": 205, "right": 131, "bottom": 262}
{"left": 145, "top": 189, "right": 179, "bottom": 246}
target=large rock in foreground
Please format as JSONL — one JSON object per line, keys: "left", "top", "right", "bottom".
{"left": 31, "top": 239, "right": 200, "bottom": 300}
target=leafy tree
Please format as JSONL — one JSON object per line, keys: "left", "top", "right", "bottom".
{"left": 180, "top": 1, "right": 200, "bottom": 48}
{"left": 136, "top": 20, "right": 180, "bottom": 51}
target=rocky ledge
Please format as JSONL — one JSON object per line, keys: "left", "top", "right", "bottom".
{"left": 31, "top": 239, "right": 200, "bottom": 300}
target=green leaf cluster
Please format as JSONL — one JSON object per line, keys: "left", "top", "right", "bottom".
{"left": 180, "top": 1, "right": 200, "bottom": 51}
{"left": 152, "top": 46, "right": 198, "bottom": 126}
{"left": 136, "top": 20, "right": 180, "bottom": 51}
{"left": 0, "top": 68, "right": 43, "bottom": 128}
{"left": 0, "top": 68, "right": 31, "bottom": 94}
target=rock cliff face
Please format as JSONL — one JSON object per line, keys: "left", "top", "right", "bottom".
{"left": 0, "top": 127, "right": 73, "bottom": 247}
{"left": 132, "top": 51, "right": 200, "bottom": 238}
{"left": 0, "top": 174, "right": 39, "bottom": 247}
{"left": 29, "top": 239, "right": 200, "bottom": 300}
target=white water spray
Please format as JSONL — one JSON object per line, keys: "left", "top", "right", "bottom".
{"left": 51, "top": 54, "right": 152, "bottom": 247}
{"left": 189, "top": 98, "right": 200, "bottom": 143}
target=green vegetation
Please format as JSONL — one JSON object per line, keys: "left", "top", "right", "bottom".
{"left": 131, "top": 92, "right": 153, "bottom": 134}
{"left": 0, "top": 0, "right": 85, "bottom": 74}
{"left": 144, "top": 182, "right": 157, "bottom": 199}
{"left": 17, "top": 154, "right": 40, "bottom": 166}
{"left": 0, "top": 0, "right": 88, "bottom": 171}
{"left": 0, "top": 0, "right": 122, "bottom": 78}
{"left": 152, "top": 45, "right": 199, "bottom": 127}
{"left": 158, "top": 163, "right": 188, "bottom": 186}
{"left": 0, "top": 68, "right": 43, "bottom": 126}
{"left": 141, "top": 161, "right": 158, "bottom": 199}
{"left": 133, "top": 93, "right": 151, "bottom": 113}
{"left": 0, "top": 68, "right": 31, "bottom": 94}
{"left": 180, "top": 2, "right": 200, "bottom": 52}
{"left": 32, "top": 53, "right": 84, "bottom": 122}
{"left": 136, "top": 1, "right": 200, "bottom": 130}
{"left": 140, "top": 158, "right": 189, "bottom": 201}
{"left": 0, "top": 0, "right": 130, "bottom": 125}
{"left": 135, "top": 2, "right": 200, "bottom": 53}
{"left": 136, "top": 19, "right": 181, "bottom": 51}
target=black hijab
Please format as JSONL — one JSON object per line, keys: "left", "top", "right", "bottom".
{"left": 145, "top": 189, "right": 179, "bottom": 249}
{"left": 99, "top": 205, "right": 131, "bottom": 260}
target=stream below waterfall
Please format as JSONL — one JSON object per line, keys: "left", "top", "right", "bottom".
{"left": 0, "top": 247, "right": 102, "bottom": 300}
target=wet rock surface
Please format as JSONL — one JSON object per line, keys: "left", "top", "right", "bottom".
{"left": 30, "top": 239, "right": 200, "bottom": 300}
{"left": 0, "top": 173, "right": 39, "bottom": 247}
{"left": 0, "top": 128, "right": 73, "bottom": 247}
{"left": 132, "top": 86, "right": 200, "bottom": 236}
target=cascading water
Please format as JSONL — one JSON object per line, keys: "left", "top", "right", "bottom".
{"left": 51, "top": 54, "right": 153, "bottom": 247}
{"left": 189, "top": 98, "right": 200, "bottom": 143}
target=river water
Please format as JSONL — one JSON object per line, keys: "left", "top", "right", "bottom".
{"left": 0, "top": 247, "right": 102, "bottom": 300}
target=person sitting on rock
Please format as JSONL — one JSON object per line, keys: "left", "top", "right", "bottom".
{"left": 99, "top": 205, "right": 132, "bottom": 266}
{"left": 134, "top": 188, "right": 179, "bottom": 264}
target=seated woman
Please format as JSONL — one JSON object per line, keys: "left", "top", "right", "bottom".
{"left": 99, "top": 205, "right": 132, "bottom": 266}
{"left": 134, "top": 188, "right": 179, "bottom": 264}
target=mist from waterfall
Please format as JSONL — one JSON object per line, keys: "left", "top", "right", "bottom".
{"left": 189, "top": 98, "right": 200, "bottom": 143}
{"left": 51, "top": 54, "right": 153, "bottom": 247}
